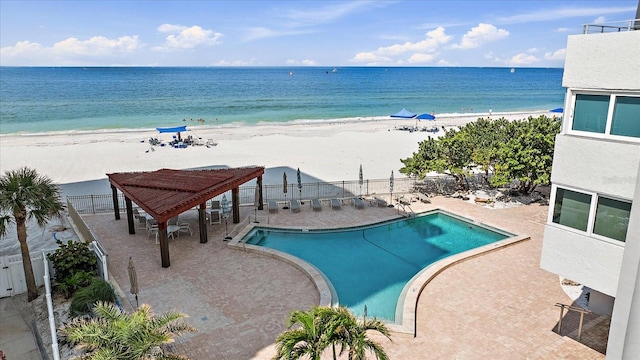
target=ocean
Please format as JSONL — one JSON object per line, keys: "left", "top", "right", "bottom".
{"left": 0, "top": 66, "right": 564, "bottom": 134}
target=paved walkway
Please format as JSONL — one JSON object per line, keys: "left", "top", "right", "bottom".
{"left": 0, "top": 296, "right": 43, "bottom": 360}
{"left": 74, "top": 196, "right": 608, "bottom": 359}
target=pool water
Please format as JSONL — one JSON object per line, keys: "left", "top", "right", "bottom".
{"left": 243, "top": 211, "right": 509, "bottom": 322}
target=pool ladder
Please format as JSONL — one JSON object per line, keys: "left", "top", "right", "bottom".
{"left": 396, "top": 201, "right": 415, "bottom": 218}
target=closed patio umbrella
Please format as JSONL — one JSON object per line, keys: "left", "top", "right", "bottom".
{"left": 359, "top": 164, "right": 363, "bottom": 196}
{"left": 390, "top": 170, "right": 394, "bottom": 205}
{"left": 128, "top": 257, "right": 139, "bottom": 308}
{"left": 254, "top": 185, "right": 260, "bottom": 223}
{"left": 297, "top": 168, "right": 303, "bottom": 203}
{"left": 221, "top": 194, "right": 232, "bottom": 240}
{"left": 282, "top": 172, "right": 289, "bottom": 209}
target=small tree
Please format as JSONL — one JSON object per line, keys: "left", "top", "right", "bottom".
{"left": 0, "top": 167, "right": 64, "bottom": 301}
{"left": 60, "top": 301, "right": 196, "bottom": 360}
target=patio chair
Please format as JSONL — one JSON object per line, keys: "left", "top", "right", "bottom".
{"left": 146, "top": 219, "right": 159, "bottom": 240}
{"left": 167, "top": 216, "right": 179, "bottom": 226}
{"left": 373, "top": 197, "right": 388, "bottom": 207}
{"left": 311, "top": 198, "right": 322, "bottom": 211}
{"left": 352, "top": 197, "right": 365, "bottom": 209}
{"left": 206, "top": 201, "right": 221, "bottom": 225}
{"left": 268, "top": 200, "right": 279, "bottom": 213}
{"left": 177, "top": 218, "right": 193, "bottom": 236}
{"left": 330, "top": 198, "right": 342, "bottom": 209}
{"left": 414, "top": 193, "right": 431, "bottom": 204}
{"left": 290, "top": 199, "right": 301, "bottom": 213}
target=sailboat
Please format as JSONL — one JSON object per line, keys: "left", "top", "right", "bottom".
{"left": 510, "top": 68, "right": 515, "bottom": 73}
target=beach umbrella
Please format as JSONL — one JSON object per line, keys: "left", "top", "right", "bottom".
{"left": 221, "top": 194, "right": 231, "bottom": 240}
{"left": 282, "top": 172, "right": 289, "bottom": 209}
{"left": 297, "top": 168, "right": 303, "bottom": 203}
{"left": 359, "top": 164, "right": 363, "bottom": 196}
{"left": 253, "top": 185, "right": 260, "bottom": 223}
{"left": 128, "top": 257, "right": 139, "bottom": 308}
{"left": 390, "top": 170, "right": 394, "bottom": 205}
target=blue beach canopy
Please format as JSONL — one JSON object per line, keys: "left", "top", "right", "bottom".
{"left": 156, "top": 125, "right": 187, "bottom": 133}
{"left": 390, "top": 108, "right": 416, "bottom": 118}
{"left": 550, "top": 108, "right": 564, "bottom": 113}
{"left": 416, "top": 113, "right": 436, "bottom": 120}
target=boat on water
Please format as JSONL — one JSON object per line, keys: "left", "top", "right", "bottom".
{"left": 510, "top": 68, "right": 515, "bottom": 73}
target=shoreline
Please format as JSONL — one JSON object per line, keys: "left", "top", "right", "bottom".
{"left": 0, "top": 110, "right": 552, "bottom": 187}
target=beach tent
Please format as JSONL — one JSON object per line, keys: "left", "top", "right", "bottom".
{"left": 390, "top": 108, "right": 417, "bottom": 118}
{"left": 157, "top": 125, "right": 187, "bottom": 141}
{"left": 550, "top": 108, "right": 564, "bottom": 113}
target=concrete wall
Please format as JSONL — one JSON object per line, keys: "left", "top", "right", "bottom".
{"left": 563, "top": 32, "right": 640, "bottom": 90}
{"left": 550, "top": 135, "right": 639, "bottom": 199}
{"left": 541, "top": 225, "right": 625, "bottom": 297}
{"left": 607, "top": 164, "right": 640, "bottom": 359}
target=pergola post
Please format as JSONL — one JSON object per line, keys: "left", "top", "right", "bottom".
{"left": 111, "top": 185, "right": 120, "bottom": 220}
{"left": 257, "top": 176, "right": 264, "bottom": 210}
{"left": 125, "top": 198, "right": 135, "bottom": 235}
{"left": 232, "top": 187, "right": 240, "bottom": 223}
{"left": 158, "top": 222, "right": 170, "bottom": 267}
{"left": 198, "top": 203, "right": 208, "bottom": 243}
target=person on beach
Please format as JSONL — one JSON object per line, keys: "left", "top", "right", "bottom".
{"left": 489, "top": 108, "right": 493, "bottom": 115}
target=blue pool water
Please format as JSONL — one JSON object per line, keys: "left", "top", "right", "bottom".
{"left": 243, "top": 211, "right": 510, "bottom": 322}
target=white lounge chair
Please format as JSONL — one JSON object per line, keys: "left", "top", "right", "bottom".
{"left": 177, "top": 218, "right": 193, "bottom": 236}
{"left": 330, "top": 198, "right": 342, "bottom": 209}
{"left": 311, "top": 198, "right": 322, "bottom": 211}
{"left": 373, "top": 197, "right": 388, "bottom": 207}
{"left": 268, "top": 200, "right": 279, "bottom": 213}
{"left": 290, "top": 199, "right": 301, "bottom": 212}
{"left": 352, "top": 197, "right": 365, "bottom": 209}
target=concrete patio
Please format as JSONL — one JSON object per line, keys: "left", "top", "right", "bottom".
{"left": 80, "top": 196, "right": 609, "bottom": 359}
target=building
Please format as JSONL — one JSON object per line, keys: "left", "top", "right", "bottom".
{"left": 539, "top": 9, "right": 640, "bottom": 359}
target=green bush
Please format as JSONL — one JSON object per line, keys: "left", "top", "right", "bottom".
{"left": 69, "top": 278, "right": 116, "bottom": 317}
{"left": 47, "top": 240, "right": 97, "bottom": 284}
{"left": 54, "top": 270, "right": 94, "bottom": 298}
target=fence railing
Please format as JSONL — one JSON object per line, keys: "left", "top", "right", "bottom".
{"left": 583, "top": 19, "right": 640, "bottom": 34}
{"left": 67, "top": 174, "right": 496, "bottom": 215}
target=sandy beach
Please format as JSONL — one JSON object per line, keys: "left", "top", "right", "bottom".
{"left": 0, "top": 111, "right": 548, "bottom": 189}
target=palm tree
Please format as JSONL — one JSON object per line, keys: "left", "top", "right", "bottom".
{"left": 273, "top": 306, "right": 391, "bottom": 360}
{"left": 273, "top": 307, "right": 332, "bottom": 360}
{"left": 60, "top": 301, "right": 197, "bottom": 360}
{"left": 0, "top": 167, "right": 64, "bottom": 301}
{"left": 326, "top": 306, "right": 391, "bottom": 360}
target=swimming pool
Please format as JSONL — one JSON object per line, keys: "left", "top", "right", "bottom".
{"left": 239, "top": 210, "right": 514, "bottom": 324}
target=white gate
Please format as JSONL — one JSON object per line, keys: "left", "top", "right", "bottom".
{"left": 0, "top": 251, "right": 45, "bottom": 298}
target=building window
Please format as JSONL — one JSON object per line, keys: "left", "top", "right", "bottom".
{"left": 593, "top": 197, "right": 632, "bottom": 242}
{"left": 610, "top": 96, "right": 640, "bottom": 138}
{"left": 572, "top": 94, "right": 609, "bottom": 133}
{"left": 552, "top": 188, "right": 591, "bottom": 231}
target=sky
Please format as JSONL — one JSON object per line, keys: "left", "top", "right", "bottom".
{"left": 1, "top": 0, "right": 638, "bottom": 67}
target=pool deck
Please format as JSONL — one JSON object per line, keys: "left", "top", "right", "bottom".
{"left": 81, "top": 196, "right": 609, "bottom": 359}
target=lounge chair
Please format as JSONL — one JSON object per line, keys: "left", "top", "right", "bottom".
{"left": 177, "top": 218, "right": 193, "bottom": 236}
{"left": 352, "top": 197, "right": 365, "bottom": 209}
{"left": 290, "top": 199, "right": 301, "bottom": 212}
{"left": 268, "top": 200, "right": 279, "bottom": 213}
{"left": 373, "top": 196, "right": 388, "bottom": 207}
{"left": 311, "top": 198, "right": 322, "bottom": 211}
{"left": 415, "top": 193, "right": 431, "bottom": 204}
{"left": 330, "top": 198, "right": 342, "bottom": 209}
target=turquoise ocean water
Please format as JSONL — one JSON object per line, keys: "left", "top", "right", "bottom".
{"left": 0, "top": 67, "right": 564, "bottom": 135}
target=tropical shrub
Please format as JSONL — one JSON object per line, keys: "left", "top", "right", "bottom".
{"left": 47, "top": 239, "right": 97, "bottom": 285}
{"left": 69, "top": 278, "right": 116, "bottom": 317}
{"left": 60, "top": 301, "right": 196, "bottom": 360}
{"left": 54, "top": 270, "right": 95, "bottom": 298}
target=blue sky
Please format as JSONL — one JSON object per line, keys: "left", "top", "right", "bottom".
{"left": 1, "top": 0, "right": 637, "bottom": 67}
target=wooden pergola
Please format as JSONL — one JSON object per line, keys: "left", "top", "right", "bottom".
{"left": 107, "top": 166, "right": 265, "bottom": 267}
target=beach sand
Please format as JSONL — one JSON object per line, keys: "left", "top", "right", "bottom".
{"left": 0, "top": 111, "right": 549, "bottom": 254}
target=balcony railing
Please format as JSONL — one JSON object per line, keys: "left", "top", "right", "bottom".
{"left": 583, "top": 19, "right": 640, "bottom": 34}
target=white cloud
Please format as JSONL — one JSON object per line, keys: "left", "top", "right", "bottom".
{"left": 154, "top": 24, "right": 222, "bottom": 50}
{"left": 527, "top": 48, "right": 538, "bottom": 53}
{"left": 52, "top": 35, "right": 140, "bottom": 56}
{"left": 450, "top": 23, "right": 509, "bottom": 49}
{"left": 437, "top": 59, "right": 455, "bottom": 66}
{"left": 555, "top": 27, "right": 570, "bottom": 32}
{"left": 544, "top": 48, "right": 566, "bottom": 61}
{"left": 350, "top": 26, "right": 451, "bottom": 64}
{"left": 593, "top": 16, "right": 607, "bottom": 24}
{"left": 214, "top": 59, "right": 256, "bottom": 66}
{"left": 507, "top": 53, "right": 538, "bottom": 65}
{"left": 1, "top": 36, "right": 141, "bottom": 65}
{"left": 285, "top": 58, "right": 318, "bottom": 66}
